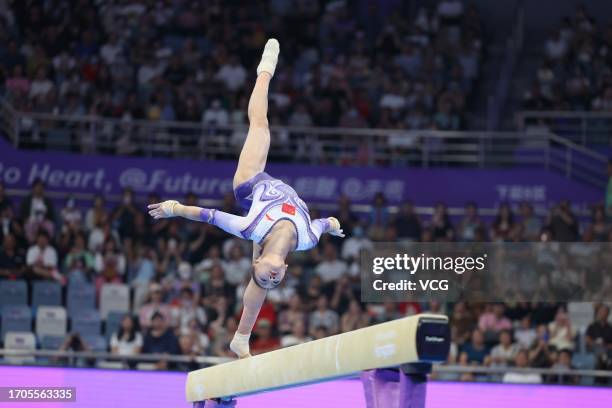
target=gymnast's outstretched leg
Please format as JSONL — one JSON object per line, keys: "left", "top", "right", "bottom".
{"left": 230, "top": 39, "right": 280, "bottom": 358}
{"left": 232, "top": 39, "right": 279, "bottom": 189}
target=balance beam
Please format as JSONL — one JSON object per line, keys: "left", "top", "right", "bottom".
{"left": 185, "top": 313, "right": 449, "bottom": 403}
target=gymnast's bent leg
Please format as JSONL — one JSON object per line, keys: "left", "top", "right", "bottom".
{"left": 230, "top": 39, "right": 279, "bottom": 358}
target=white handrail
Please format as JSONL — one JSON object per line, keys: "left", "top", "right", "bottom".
{"left": 1, "top": 348, "right": 611, "bottom": 379}
{"left": 0, "top": 101, "right": 607, "bottom": 188}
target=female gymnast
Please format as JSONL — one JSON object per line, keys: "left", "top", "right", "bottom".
{"left": 148, "top": 39, "right": 345, "bottom": 358}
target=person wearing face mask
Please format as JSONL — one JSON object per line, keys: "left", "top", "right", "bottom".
{"left": 341, "top": 223, "right": 373, "bottom": 263}
{"left": 19, "top": 179, "right": 55, "bottom": 224}
{"left": 172, "top": 287, "right": 207, "bottom": 334}
{"left": 111, "top": 187, "right": 140, "bottom": 238}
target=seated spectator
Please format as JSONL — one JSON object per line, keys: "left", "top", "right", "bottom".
{"left": 281, "top": 319, "right": 312, "bottom": 348}
{"left": 165, "top": 262, "right": 200, "bottom": 302}
{"left": 211, "top": 316, "right": 239, "bottom": 358}
{"left": 111, "top": 188, "right": 140, "bottom": 239}
{"left": 433, "top": 96, "right": 460, "bottom": 130}
{"left": 139, "top": 283, "right": 172, "bottom": 329}
{"left": 142, "top": 312, "right": 181, "bottom": 369}
{"left": 26, "top": 229, "right": 61, "bottom": 282}
{"left": 503, "top": 350, "right": 543, "bottom": 384}
{"left": 461, "top": 329, "right": 489, "bottom": 365}
{"left": 394, "top": 201, "right": 422, "bottom": 242}
{"left": 585, "top": 206, "right": 608, "bottom": 242}
{"left": 129, "top": 243, "right": 156, "bottom": 289}
{"left": 22, "top": 180, "right": 55, "bottom": 243}
{"left": 64, "top": 232, "right": 95, "bottom": 275}
{"left": 202, "top": 264, "right": 234, "bottom": 300}
{"left": 0, "top": 233, "right": 25, "bottom": 279}
{"left": 340, "top": 300, "right": 370, "bottom": 333}
{"left": 222, "top": 244, "right": 250, "bottom": 286}
{"left": 547, "top": 349, "right": 577, "bottom": 385}
{"left": 548, "top": 307, "right": 576, "bottom": 351}
{"left": 547, "top": 200, "right": 578, "bottom": 242}
{"left": 110, "top": 314, "right": 143, "bottom": 360}
{"left": 431, "top": 203, "right": 454, "bottom": 241}
{"left": 515, "top": 315, "right": 537, "bottom": 349}
{"left": 368, "top": 193, "right": 390, "bottom": 240}
{"left": 60, "top": 195, "right": 82, "bottom": 229}
{"left": 311, "top": 325, "right": 329, "bottom": 341}
{"left": 194, "top": 245, "right": 222, "bottom": 281}
{"left": 0, "top": 183, "right": 9, "bottom": 212}
{"left": 181, "top": 318, "right": 210, "bottom": 354}
{"left": 490, "top": 330, "right": 518, "bottom": 367}
{"left": 202, "top": 99, "right": 229, "bottom": 126}
{"left": 314, "top": 243, "right": 348, "bottom": 286}
{"left": 529, "top": 324, "right": 554, "bottom": 368}
{"left": 171, "top": 287, "right": 206, "bottom": 334}
{"left": 457, "top": 202, "right": 484, "bottom": 242}
{"left": 57, "top": 332, "right": 92, "bottom": 367}
{"left": 519, "top": 202, "right": 542, "bottom": 241}
{"left": 491, "top": 203, "right": 514, "bottom": 241}
{"left": 478, "top": 303, "right": 512, "bottom": 340}
{"left": 278, "top": 294, "right": 306, "bottom": 335}
{"left": 340, "top": 223, "right": 373, "bottom": 263}
{"left": 585, "top": 304, "right": 612, "bottom": 355}
{"left": 177, "top": 334, "right": 201, "bottom": 371}
{"left": 0, "top": 205, "right": 24, "bottom": 245}
{"left": 451, "top": 301, "right": 476, "bottom": 346}
{"left": 251, "top": 319, "right": 280, "bottom": 355}
{"left": 94, "top": 238, "right": 126, "bottom": 276}
{"left": 309, "top": 295, "right": 339, "bottom": 336}
{"left": 85, "top": 195, "right": 108, "bottom": 232}
{"left": 370, "top": 301, "right": 402, "bottom": 324}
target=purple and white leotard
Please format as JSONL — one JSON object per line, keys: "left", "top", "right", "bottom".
{"left": 199, "top": 172, "right": 329, "bottom": 251}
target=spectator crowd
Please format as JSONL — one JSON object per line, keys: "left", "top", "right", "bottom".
{"left": 0, "top": 178, "right": 611, "bottom": 384}
{"left": 1, "top": 0, "right": 483, "bottom": 135}
{"left": 523, "top": 5, "right": 612, "bottom": 112}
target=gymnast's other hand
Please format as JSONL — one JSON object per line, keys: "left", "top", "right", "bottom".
{"left": 327, "top": 217, "right": 345, "bottom": 238}
{"left": 148, "top": 200, "right": 180, "bottom": 219}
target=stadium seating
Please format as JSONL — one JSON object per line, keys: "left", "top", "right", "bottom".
{"left": 32, "top": 281, "right": 62, "bottom": 310}
{"left": 104, "top": 311, "right": 125, "bottom": 341}
{"left": 39, "top": 335, "right": 65, "bottom": 351}
{"left": 3, "top": 332, "right": 36, "bottom": 364}
{"left": 0, "top": 280, "right": 27, "bottom": 309}
{"left": 99, "top": 284, "right": 130, "bottom": 320}
{"left": 71, "top": 309, "right": 101, "bottom": 337}
{"left": 82, "top": 334, "right": 107, "bottom": 352}
{"left": 1, "top": 305, "right": 31, "bottom": 341}
{"left": 35, "top": 306, "right": 67, "bottom": 339}
{"left": 66, "top": 284, "right": 96, "bottom": 317}
{"left": 571, "top": 353, "right": 598, "bottom": 386}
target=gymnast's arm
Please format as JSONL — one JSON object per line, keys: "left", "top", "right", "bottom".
{"left": 311, "top": 216, "right": 345, "bottom": 239}
{"left": 148, "top": 200, "right": 248, "bottom": 238}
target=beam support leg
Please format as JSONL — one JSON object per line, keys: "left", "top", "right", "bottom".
{"left": 361, "top": 363, "right": 431, "bottom": 408}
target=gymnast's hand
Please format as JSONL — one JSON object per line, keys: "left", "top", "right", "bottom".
{"left": 148, "top": 200, "right": 180, "bottom": 219}
{"left": 327, "top": 217, "right": 345, "bottom": 238}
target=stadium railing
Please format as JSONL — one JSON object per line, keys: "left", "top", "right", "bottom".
{"left": 517, "top": 110, "right": 612, "bottom": 147}
{"left": 0, "top": 348, "right": 611, "bottom": 385}
{"left": 0, "top": 102, "right": 607, "bottom": 190}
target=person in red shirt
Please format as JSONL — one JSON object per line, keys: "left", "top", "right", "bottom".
{"left": 251, "top": 319, "right": 280, "bottom": 355}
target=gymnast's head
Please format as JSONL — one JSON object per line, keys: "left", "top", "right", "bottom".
{"left": 252, "top": 252, "right": 288, "bottom": 289}
{"left": 252, "top": 230, "right": 292, "bottom": 289}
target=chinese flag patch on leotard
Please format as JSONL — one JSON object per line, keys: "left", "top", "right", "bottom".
{"left": 282, "top": 203, "right": 296, "bottom": 215}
